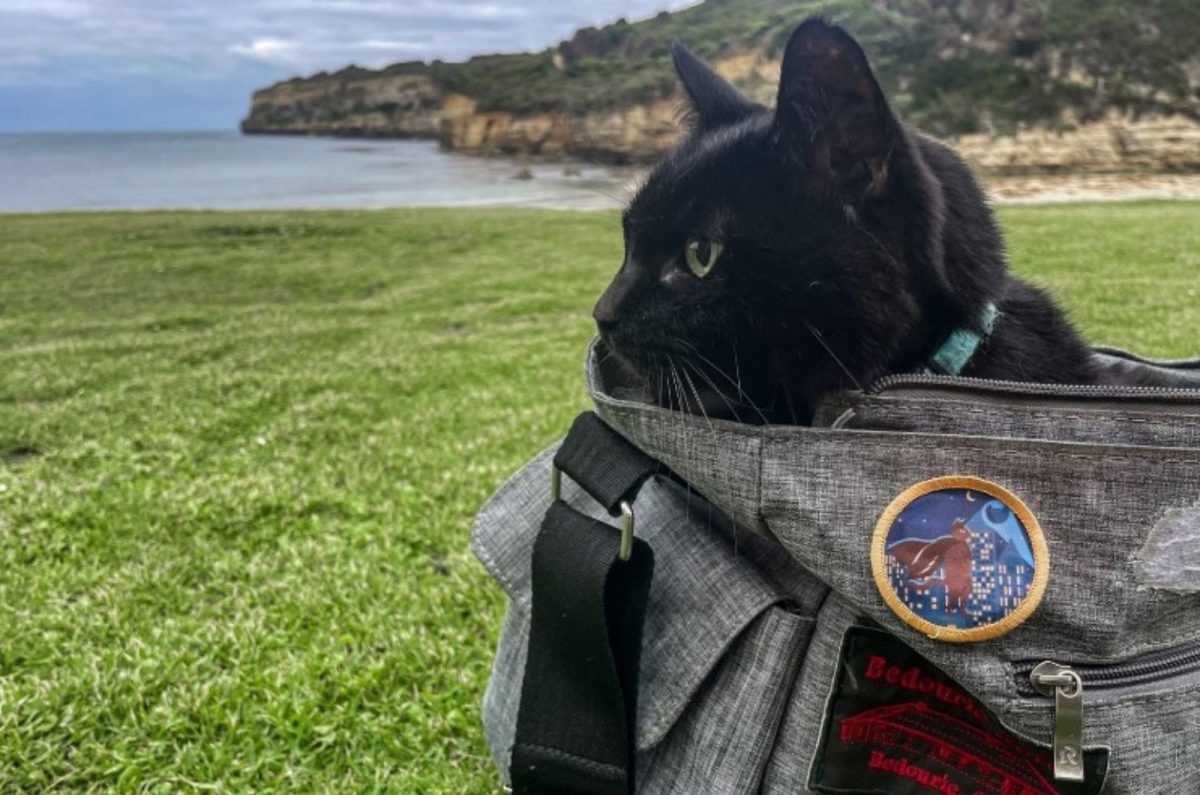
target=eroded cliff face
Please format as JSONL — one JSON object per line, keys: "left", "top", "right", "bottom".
{"left": 242, "top": 78, "right": 619, "bottom": 160}
{"left": 242, "top": 70, "right": 445, "bottom": 139}
{"left": 436, "top": 95, "right": 680, "bottom": 161}
{"left": 430, "top": 55, "right": 756, "bottom": 161}
{"left": 950, "top": 115, "right": 1200, "bottom": 174}
{"left": 242, "top": 52, "right": 776, "bottom": 163}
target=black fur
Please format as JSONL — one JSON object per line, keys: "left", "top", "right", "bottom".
{"left": 594, "top": 18, "right": 1113, "bottom": 425}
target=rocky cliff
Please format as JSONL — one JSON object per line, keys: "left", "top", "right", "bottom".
{"left": 242, "top": 0, "right": 1200, "bottom": 171}
{"left": 242, "top": 65, "right": 445, "bottom": 138}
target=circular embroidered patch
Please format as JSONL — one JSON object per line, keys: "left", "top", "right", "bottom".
{"left": 871, "top": 476, "right": 1049, "bottom": 643}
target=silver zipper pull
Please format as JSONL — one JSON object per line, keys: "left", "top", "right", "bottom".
{"left": 1030, "top": 661, "right": 1085, "bottom": 782}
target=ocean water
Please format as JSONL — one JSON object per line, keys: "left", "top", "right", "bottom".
{"left": 0, "top": 131, "right": 638, "bottom": 212}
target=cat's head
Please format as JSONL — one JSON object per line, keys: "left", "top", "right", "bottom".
{"left": 594, "top": 18, "right": 1003, "bottom": 424}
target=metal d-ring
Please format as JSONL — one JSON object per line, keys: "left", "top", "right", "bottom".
{"left": 551, "top": 465, "right": 635, "bottom": 562}
{"left": 618, "top": 500, "right": 634, "bottom": 562}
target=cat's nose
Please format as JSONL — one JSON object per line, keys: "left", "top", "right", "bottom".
{"left": 593, "top": 303, "right": 619, "bottom": 336}
{"left": 594, "top": 262, "right": 639, "bottom": 336}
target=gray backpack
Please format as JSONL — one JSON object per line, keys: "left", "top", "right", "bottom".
{"left": 473, "top": 342, "right": 1200, "bottom": 794}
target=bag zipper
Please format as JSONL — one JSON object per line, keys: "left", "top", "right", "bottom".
{"left": 1015, "top": 642, "right": 1200, "bottom": 782}
{"left": 1028, "top": 662, "right": 1086, "bottom": 782}
{"left": 1014, "top": 642, "right": 1200, "bottom": 694}
{"left": 869, "top": 372, "right": 1200, "bottom": 401}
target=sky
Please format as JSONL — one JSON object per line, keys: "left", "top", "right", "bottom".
{"left": 0, "top": 0, "right": 695, "bottom": 134}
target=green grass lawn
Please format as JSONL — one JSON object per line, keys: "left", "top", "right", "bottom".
{"left": 0, "top": 202, "right": 1196, "bottom": 791}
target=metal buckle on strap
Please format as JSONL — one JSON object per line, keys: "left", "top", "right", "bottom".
{"left": 551, "top": 464, "right": 635, "bottom": 562}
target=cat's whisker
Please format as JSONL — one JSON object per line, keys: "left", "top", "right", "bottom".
{"left": 732, "top": 340, "right": 743, "bottom": 393}
{"left": 658, "top": 362, "right": 670, "bottom": 409}
{"left": 802, "top": 318, "right": 864, "bottom": 392}
{"left": 844, "top": 213, "right": 906, "bottom": 274}
{"left": 681, "top": 358, "right": 740, "bottom": 422}
{"left": 587, "top": 186, "right": 633, "bottom": 206}
{"left": 692, "top": 355, "right": 770, "bottom": 425}
{"left": 668, "top": 356, "right": 705, "bottom": 522}
{"left": 674, "top": 339, "right": 771, "bottom": 425}
{"left": 679, "top": 362, "right": 715, "bottom": 431}
{"left": 669, "top": 358, "right": 687, "bottom": 415}
{"left": 729, "top": 336, "right": 765, "bottom": 424}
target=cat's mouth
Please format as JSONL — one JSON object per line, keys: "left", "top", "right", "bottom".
{"left": 598, "top": 333, "right": 687, "bottom": 385}
{"left": 599, "top": 336, "right": 770, "bottom": 423}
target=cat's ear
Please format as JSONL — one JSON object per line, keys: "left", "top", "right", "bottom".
{"left": 774, "top": 18, "right": 897, "bottom": 197}
{"left": 671, "top": 41, "right": 758, "bottom": 130}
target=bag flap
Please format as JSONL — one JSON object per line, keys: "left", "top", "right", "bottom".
{"left": 471, "top": 446, "right": 793, "bottom": 750}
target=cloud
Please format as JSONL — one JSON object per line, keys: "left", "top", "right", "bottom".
{"left": 357, "top": 39, "right": 426, "bottom": 52}
{"left": 229, "top": 38, "right": 302, "bottom": 65}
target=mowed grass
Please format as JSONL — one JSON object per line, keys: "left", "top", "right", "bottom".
{"left": 0, "top": 202, "right": 1196, "bottom": 791}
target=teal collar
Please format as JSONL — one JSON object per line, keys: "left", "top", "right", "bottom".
{"left": 923, "top": 302, "right": 1000, "bottom": 376}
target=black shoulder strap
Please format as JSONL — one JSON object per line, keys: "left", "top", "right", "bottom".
{"left": 511, "top": 412, "right": 657, "bottom": 795}
{"left": 551, "top": 412, "right": 658, "bottom": 516}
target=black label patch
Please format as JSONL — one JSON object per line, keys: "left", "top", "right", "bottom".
{"left": 809, "top": 627, "right": 1108, "bottom": 795}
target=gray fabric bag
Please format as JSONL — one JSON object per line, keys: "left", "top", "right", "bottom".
{"left": 473, "top": 341, "right": 1200, "bottom": 794}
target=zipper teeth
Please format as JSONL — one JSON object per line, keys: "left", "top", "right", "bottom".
{"left": 870, "top": 373, "right": 1200, "bottom": 401}
{"left": 1015, "top": 645, "right": 1200, "bottom": 695}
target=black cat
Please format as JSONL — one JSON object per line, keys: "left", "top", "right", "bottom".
{"left": 593, "top": 18, "right": 1143, "bottom": 425}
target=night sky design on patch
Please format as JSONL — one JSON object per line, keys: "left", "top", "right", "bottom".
{"left": 884, "top": 488, "right": 1036, "bottom": 630}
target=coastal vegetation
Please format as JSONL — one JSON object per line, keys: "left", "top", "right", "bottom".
{"left": 432, "top": 0, "right": 1198, "bottom": 128}
{"left": 1, "top": 203, "right": 1198, "bottom": 789}
{"left": 243, "top": 0, "right": 1200, "bottom": 160}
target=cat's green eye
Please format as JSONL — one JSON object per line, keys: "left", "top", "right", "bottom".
{"left": 684, "top": 237, "right": 723, "bottom": 278}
